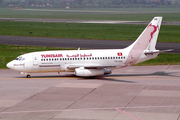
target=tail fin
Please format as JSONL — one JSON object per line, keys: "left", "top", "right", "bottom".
{"left": 144, "top": 17, "right": 162, "bottom": 50}
{"left": 128, "top": 17, "right": 162, "bottom": 51}
{"left": 125, "top": 17, "right": 162, "bottom": 65}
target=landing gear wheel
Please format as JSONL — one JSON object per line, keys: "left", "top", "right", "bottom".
{"left": 26, "top": 75, "right": 31, "bottom": 78}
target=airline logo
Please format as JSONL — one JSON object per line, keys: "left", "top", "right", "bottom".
{"left": 14, "top": 64, "right": 25, "bottom": 66}
{"left": 147, "top": 23, "right": 159, "bottom": 42}
{"left": 117, "top": 52, "right": 123, "bottom": 56}
{"left": 41, "top": 54, "right": 63, "bottom": 58}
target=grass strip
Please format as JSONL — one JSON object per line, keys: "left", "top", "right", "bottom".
{"left": 1, "top": 8, "right": 180, "bottom": 21}
{"left": 0, "top": 21, "right": 180, "bottom": 43}
{"left": 137, "top": 53, "right": 180, "bottom": 66}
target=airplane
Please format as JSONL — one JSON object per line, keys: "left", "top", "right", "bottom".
{"left": 7, "top": 17, "right": 167, "bottom": 78}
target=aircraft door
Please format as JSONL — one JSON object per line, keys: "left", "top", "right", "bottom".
{"left": 33, "top": 54, "right": 39, "bottom": 66}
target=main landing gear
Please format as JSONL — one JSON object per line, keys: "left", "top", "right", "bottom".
{"left": 26, "top": 74, "right": 31, "bottom": 78}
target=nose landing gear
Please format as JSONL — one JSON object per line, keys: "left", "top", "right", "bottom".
{"left": 21, "top": 72, "right": 31, "bottom": 78}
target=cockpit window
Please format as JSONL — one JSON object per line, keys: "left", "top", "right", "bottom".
{"left": 15, "top": 56, "right": 25, "bottom": 61}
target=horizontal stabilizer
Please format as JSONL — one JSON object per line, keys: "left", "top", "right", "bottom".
{"left": 159, "top": 49, "right": 174, "bottom": 53}
{"left": 144, "top": 49, "right": 173, "bottom": 55}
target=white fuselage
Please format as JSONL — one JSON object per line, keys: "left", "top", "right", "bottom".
{"left": 7, "top": 49, "right": 128, "bottom": 73}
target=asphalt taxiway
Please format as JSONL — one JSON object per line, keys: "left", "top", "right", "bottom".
{"left": 0, "top": 65, "right": 180, "bottom": 120}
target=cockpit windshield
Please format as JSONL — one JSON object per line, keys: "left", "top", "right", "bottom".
{"left": 15, "top": 56, "right": 25, "bottom": 61}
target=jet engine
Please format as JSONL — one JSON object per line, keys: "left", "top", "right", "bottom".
{"left": 103, "top": 68, "right": 112, "bottom": 75}
{"left": 74, "top": 67, "right": 112, "bottom": 77}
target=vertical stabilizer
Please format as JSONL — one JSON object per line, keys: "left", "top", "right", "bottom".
{"left": 127, "top": 17, "right": 162, "bottom": 51}
{"left": 148, "top": 17, "right": 162, "bottom": 50}
{"left": 125, "top": 17, "right": 162, "bottom": 65}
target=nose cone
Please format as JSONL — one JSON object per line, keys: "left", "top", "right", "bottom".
{"left": 6, "top": 61, "right": 14, "bottom": 69}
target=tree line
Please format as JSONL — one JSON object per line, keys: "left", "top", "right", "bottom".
{"left": 1, "top": 0, "right": 179, "bottom": 8}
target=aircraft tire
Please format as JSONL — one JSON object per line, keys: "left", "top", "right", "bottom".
{"left": 26, "top": 75, "right": 31, "bottom": 78}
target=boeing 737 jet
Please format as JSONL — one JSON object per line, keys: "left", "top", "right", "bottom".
{"left": 7, "top": 17, "right": 165, "bottom": 78}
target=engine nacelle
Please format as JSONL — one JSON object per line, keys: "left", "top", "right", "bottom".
{"left": 75, "top": 67, "right": 104, "bottom": 77}
{"left": 103, "top": 68, "right": 112, "bottom": 75}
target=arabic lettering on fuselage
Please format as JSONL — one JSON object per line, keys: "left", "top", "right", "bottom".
{"left": 41, "top": 54, "right": 63, "bottom": 58}
{"left": 80, "top": 53, "right": 92, "bottom": 57}
{"left": 66, "top": 53, "right": 92, "bottom": 57}
{"left": 66, "top": 54, "right": 79, "bottom": 57}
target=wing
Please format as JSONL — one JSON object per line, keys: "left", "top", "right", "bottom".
{"left": 67, "top": 64, "right": 116, "bottom": 70}
{"left": 67, "top": 64, "right": 115, "bottom": 76}
{"left": 144, "top": 49, "right": 173, "bottom": 55}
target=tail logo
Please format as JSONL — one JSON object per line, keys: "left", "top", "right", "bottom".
{"left": 147, "top": 23, "right": 159, "bottom": 43}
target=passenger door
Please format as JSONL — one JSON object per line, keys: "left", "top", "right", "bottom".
{"left": 33, "top": 54, "right": 39, "bottom": 66}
